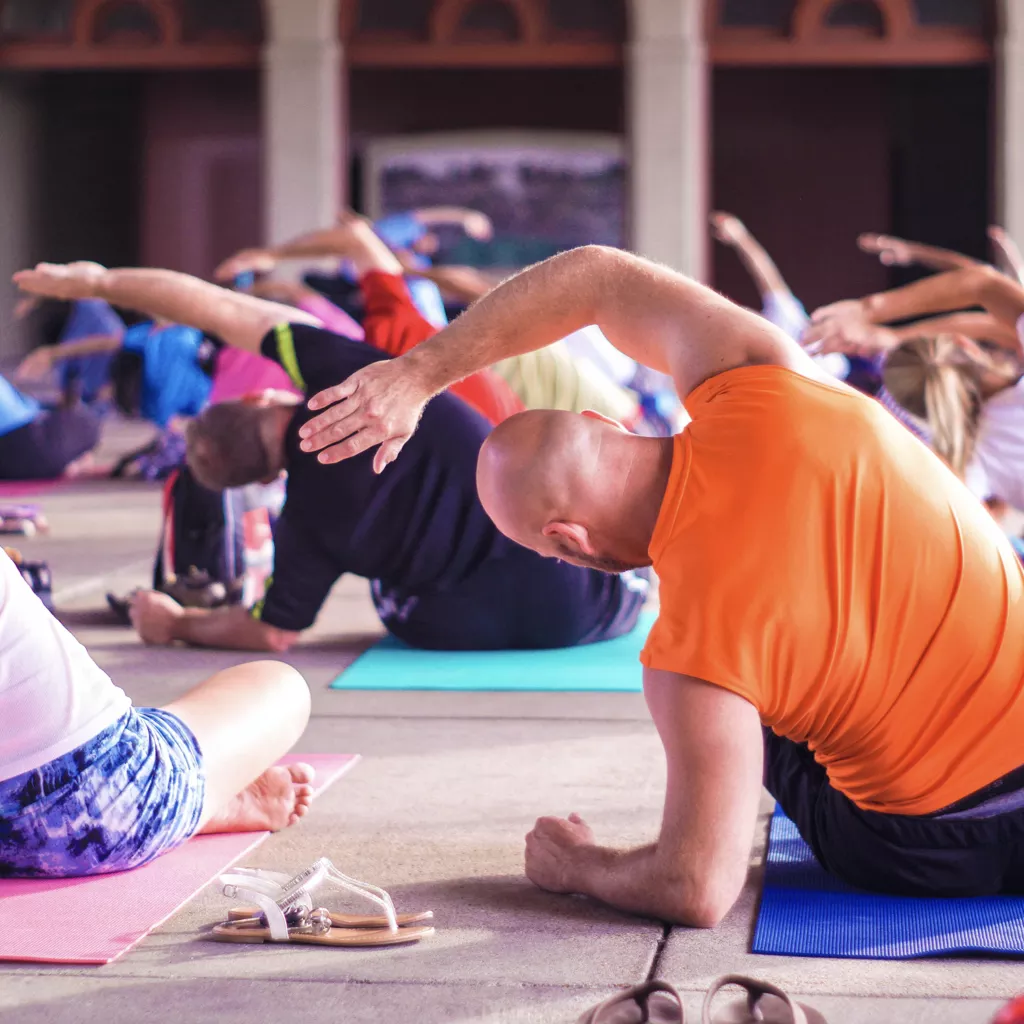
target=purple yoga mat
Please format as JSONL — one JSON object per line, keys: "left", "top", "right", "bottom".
{"left": 0, "top": 753, "right": 358, "bottom": 964}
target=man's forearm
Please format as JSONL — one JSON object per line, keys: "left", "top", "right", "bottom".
{"left": 569, "top": 843, "right": 725, "bottom": 927}
{"left": 169, "top": 604, "right": 295, "bottom": 651}
{"left": 403, "top": 246, "right": 694, "bottom": 396}
{"left": 94, "top": 268, "right": 313, "bottom": 354}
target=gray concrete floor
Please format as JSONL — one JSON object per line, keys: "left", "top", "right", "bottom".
{"left": 0, "top": 420, "right": 1018, "bottom": 1023}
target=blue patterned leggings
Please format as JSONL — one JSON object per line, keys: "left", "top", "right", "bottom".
{"left": 0, "top": 708, "right": 206, "bottom": 878}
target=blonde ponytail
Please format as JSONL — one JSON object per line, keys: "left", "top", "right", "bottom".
{"left": 882, "top": 336, "right": 984, "bottom": 479}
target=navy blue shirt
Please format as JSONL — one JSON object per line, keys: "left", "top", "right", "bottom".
{"left": 254, "top": 323, "right": 512, "bottom": 632}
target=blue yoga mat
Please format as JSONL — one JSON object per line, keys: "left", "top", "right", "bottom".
{"left": 330, "top": 612, "right": 654, "bottom": 692}
{"left": 753, "top": 807, "right": 1024, "bottom": 959}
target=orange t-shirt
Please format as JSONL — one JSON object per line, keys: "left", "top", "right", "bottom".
{"left": 639, "top": 365, "right": 1024, "bottom": 815}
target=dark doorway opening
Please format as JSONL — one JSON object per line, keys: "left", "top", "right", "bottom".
{"left": 711, "top": 65, "right": 991, "bottom": 314}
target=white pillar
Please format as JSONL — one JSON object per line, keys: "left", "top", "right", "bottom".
{"left": 997, "top": 0, "right": 1024, "bottom": 250}
{"left": 628, "top": 0, "right": 708, "bottom": 280}
{"left": 0, "top": 76, "right": 39, "bottom": 359}
{"left": 262, "top": 0, "right": 342, "bottom": 245}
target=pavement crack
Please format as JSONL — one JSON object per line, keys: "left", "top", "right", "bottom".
{"left": 645, "top": 923, "right": 672, "bottom": 981}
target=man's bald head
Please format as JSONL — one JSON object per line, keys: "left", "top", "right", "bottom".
{"left": 477, "top": 409, "right": 660, "bottom": 574}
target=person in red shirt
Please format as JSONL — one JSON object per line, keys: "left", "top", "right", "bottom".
{"left": 296, "top": 244, "right": 1024, "bottom": 927}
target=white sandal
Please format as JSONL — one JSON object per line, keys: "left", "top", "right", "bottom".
{"left": 210, "top": 857, "right": 434, "bottom": 947}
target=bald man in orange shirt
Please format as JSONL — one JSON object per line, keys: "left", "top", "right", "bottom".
{"left": 297, "top": 244, "right": 1024, "bottom": 927}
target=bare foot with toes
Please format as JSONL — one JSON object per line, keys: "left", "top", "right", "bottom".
{"left": 200, "top": 763, "right": 316, "bottom": 834}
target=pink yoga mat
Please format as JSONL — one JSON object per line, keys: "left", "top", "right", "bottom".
{"left": 0, "top": 481, "right": 61, "bottom": 499}
{"left": 0, "top": 753, "right": 358, "bottom": 965}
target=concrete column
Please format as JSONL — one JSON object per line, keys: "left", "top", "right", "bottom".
{"left": 0, "top": 75, "right": 39, "bottom": 360}
{"left": 997, "top": 0, "right": 1024, "bottom": 251}
{"left": 262, "top": 0, "right": 342, "bottom": 245}
{"left": 628, "top": 0, "right": 708, "bottom": 280}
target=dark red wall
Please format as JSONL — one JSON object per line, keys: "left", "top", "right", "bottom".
{"left": 142, "top": 70, "right": 262, "bottom": 278}
{"left": 711, "top": 66, "right": 991, "bottom": 314}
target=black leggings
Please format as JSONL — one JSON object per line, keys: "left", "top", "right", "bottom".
{"left": 0, "top": 407, "right": 100, "bottom": 480}
{"left": 764, "top": 729, "right": 1024, "bottom": 897}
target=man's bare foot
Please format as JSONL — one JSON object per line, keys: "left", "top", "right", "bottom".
{"left": 200, "top": 763, "right": 316, "bottom": 834}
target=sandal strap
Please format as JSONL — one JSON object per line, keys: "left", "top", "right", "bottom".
{"left": 219, "top": 858, "right": 399, "bottom": 936}
{"left": 701, "top": 975, "right": 807, "bottom": 1024}
{"left": 219, "top": 877, "right": 291, "bottom": 941}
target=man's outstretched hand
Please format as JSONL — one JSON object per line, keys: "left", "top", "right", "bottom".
{"left": 13, "top": 262, "right": 106, "bottom": 301}
{"left": 299, "top": 355, "right": 437, "bottom": 473}
{"left": 524, "top": 814, "right": 596, "bottom": 895}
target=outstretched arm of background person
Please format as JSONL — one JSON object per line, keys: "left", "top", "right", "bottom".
{"left": 805, "top": 265, "right": 1024, "bottom": 352}
{"left": 709, "top": 211, "right": 790, "bottom": 299}
{"left": 989, "top": 226, "right": 1024, "bottom": 285}
{"left": 15, "top": 331, "right": 124, "bottom": 381}
{"left": 215, "top": 214, "right": 405, "bottom": 282}
{"left": 395, "top": 252, "right": 494, "bottom": 304}
{"left": 857, "top": 233, "right": 982, "bottom": 273}
{"left": 298, "top": 244, "right": 813, "bottom": 470}
{"left": 130, "top": 590, "right": 299, "bottom": 652}
{"left": 410, "top": 206, "right": 493, "bottom": 241}
{"left": 806, "top": 310, "right": 1024, "bottom": 360}
{"left": 13, "top": 262, "right": 319, "bottom": 355}
{"left": 523, "top": 672, "right": 763, "bottom": 927}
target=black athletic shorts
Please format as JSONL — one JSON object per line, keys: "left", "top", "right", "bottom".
{"left": 765, "top": 729, "right": 1024, "bottom": 897}
{"left": 0, "top": 407, "right": 100, "bottom": 480}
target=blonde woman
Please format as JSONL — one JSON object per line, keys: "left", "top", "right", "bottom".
{"left": 805, "top": 264, "right": 1024, "bottom": 508}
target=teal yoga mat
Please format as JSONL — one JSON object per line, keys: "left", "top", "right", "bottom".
{"left": 330, "top": 611, "right": 655, "bottom": 692}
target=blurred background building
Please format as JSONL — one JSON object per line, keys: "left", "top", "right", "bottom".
{"left": 0, "top": 0, "right": 1017, "bottom": 356}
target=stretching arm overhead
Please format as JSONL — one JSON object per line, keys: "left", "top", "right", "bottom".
{"left": 709, "top": 211, "right": 791, "bottom": 299}
{"left": 857, "top": 233, "right": 982, "bottom": 274}
{"left": 15, "top": 331, "right": 123, "bottom": 382}
{"left": 988, "top": 226, "right": 1024, "bottom": 284}
{"left": 13, "top": 262, "right": 319, "bottom": 355}
{"left": 214, "top": 213, "right": 405, "bottom": 282}
{"left": 805, "top": 265, "right": 1024, "bottom": 355}
{"left": 298, "top": 245, "right": 815, "bottom": 470}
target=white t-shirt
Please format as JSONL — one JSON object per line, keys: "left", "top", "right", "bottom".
{"left": 0, "top": 551, "right": 130, "bottom": 782}
{"left": 761, "top": 291, "right": 850, "bottom": 380}
{"left": 965, "top": 375, "right": 1024, "bottom": 510}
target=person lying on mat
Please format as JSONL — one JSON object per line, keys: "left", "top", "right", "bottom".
{"left": 16, "top": 310, "right": 299, "bottom": 426}
{"left": 0, "top": 370, "right": 100, "bottom": 480}
{"left": 294, "top": 243, "right": 1024, "bottom": 924}
{"left": 11, "top": 258, "right": 648, "bottom": 655}
{"left": 0, "top": 546, "right": 315, "bottom": 878}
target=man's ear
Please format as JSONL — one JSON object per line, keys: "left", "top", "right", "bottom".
{"left": 541, "top": 521, "right": 596, "bottom": 555}
{"left": 580, "top": 409, "right": 628, "bottom": 432}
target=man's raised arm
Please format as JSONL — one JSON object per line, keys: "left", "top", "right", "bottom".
{"left": 13, "top": 262, "right": 319, "bottom": 355}
{"left": 299, "top": 245, "right": 811, "bottom": 471}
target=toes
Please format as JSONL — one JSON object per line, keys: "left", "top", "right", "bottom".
{"left": 287, "top": 762, "right": 316, "bottom": 786}
{"left": 294, "top": 783, "right": 314, "bottom": 802}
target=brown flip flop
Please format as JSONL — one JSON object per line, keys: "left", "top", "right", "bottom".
{"left": 211, "top": 917, "right": 434, "bottom": 947}
{"left": 702, "top": 975, "right": 827, "bottom": 1024}
{"left": 227, "top": 906, "right": 434, "bottom": 929}
{"left": 577, "top": 980, "right": 685, "bottom": 1023}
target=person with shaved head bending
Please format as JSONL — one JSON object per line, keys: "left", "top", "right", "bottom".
{"left": 298, "top": 244, "right": 1024, "bottom": 927}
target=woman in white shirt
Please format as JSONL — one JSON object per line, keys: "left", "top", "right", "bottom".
{"left": 0, "top": 548, "right": 314, "bottom": 877}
